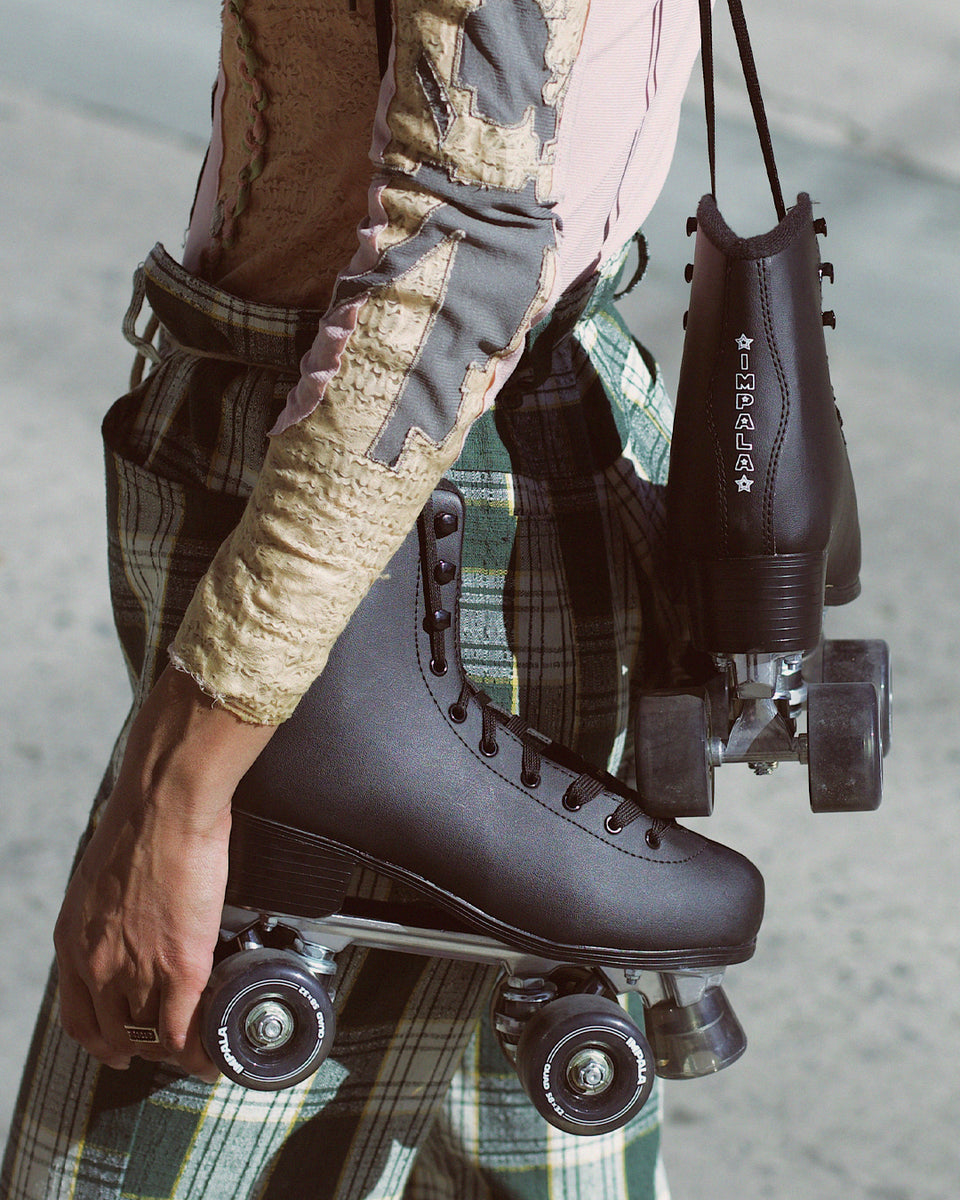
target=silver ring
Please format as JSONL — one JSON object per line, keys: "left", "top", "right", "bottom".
{"left": 124, "top": 1024, "right": 161, "bottom": 1044}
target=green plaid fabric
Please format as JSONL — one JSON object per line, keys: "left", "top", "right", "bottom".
{"left": 1, "top": 246, "right": 679, "bottom": 1200}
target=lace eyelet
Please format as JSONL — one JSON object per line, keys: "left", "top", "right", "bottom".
{"left": 430, "top": 658, "right": 448, "bottom": 677}
{"left": 434, "top": 560, "right": 456, "bottom": 585}
{"left": 521, "top": 770, "right": 541, "bottom": 789}
{"left": 562, "top": 797, "right": 583, "bottom": 813}
{"left": 479, "top": 737, "right": 499, "bottom": 758}
{"left": 448, "top": 702, "right": 468, "bottom": 724}
{"left": 645, "top": 828, "right": 662, "bottom": 850}
{"left": 604, "top": 815, "right": 624, "bottom": 835}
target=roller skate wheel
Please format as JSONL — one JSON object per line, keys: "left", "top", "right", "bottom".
{"left": 636, "top": 689, "right": 715, "bottom": 818}
{"left": 201, "top": 947, "right": 335, "bottom": 1090}
{"left": 819, "top": 638, "right": 892, "bottom": 755}
{"left": 515, "top": 993, "right": 654, "bottom": 1136}
{"left": 806, "top": 681, "right": 883, "bottom": 812}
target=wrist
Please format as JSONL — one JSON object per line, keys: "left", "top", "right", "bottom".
{"left": 121, "top": 665, "right": 277, "bottom": 829}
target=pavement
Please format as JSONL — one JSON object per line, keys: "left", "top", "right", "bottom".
{"left": 1, "top": 3, "right": 958, "bottom": 1197}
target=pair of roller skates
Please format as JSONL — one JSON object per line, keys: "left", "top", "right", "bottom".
{"left": 199, "top": 196, "right": 888, "bottom": 1136}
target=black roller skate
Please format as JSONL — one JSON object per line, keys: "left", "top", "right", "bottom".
{"left": 200, "top": 482, "right": 764, "bottom": 1135}
{"left": 636, "top": 2, "right": 890, "bottom": 820}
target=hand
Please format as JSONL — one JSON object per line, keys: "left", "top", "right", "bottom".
{"left": 54, "top": 666, "right": 276, "bottom": 1080}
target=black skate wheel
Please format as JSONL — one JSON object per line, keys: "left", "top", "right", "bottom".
{"left": 820, "top": 639, "right": 892, "bottom": 755}
{"left": 201, "top": 947, "right": 335, "bottom": 1090}
{"left": 806, "top": 682, "right": 883, "bottom": 812}
{"left": 515, "top": 993, "right": 654, "bottom": 1136}
{"left": 636, "top": 689, "right": 715, "bottom": 818}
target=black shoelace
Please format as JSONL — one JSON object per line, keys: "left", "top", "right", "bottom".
{"left": 421, "top": 505, "right": 670, "bottom": 852}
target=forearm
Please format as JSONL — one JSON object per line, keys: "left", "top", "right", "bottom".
{"left": 122, "top": 665, "right": 278, "bottom": 819}
{"left": 169, "top": 417, "right": 466, "bottom": 724}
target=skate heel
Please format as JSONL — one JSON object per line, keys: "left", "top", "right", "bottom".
{"left": 225, "top": 810, "right": 357, "bottom": 919}
{"left": 685, "top": 552, "right": 826, "bottom": 654}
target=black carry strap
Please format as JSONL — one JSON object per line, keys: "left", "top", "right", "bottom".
{"left": 699, "top": 0, "right": 786, "bottom": 221}
{"left": 374, "top": 0, "right": 392, "bottom": 78}
{"left": 350, "top": 0, "right": 391, "bottom": 76}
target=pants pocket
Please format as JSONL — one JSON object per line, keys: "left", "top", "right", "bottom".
{"left": 100, "top": 363, "right": 272, "bottom": 697}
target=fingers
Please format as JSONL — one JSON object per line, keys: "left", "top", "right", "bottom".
{"left": 56, "top": 951, "right": 217, "bottom": 1082}
{"left": 163, "top": 984, "right": 220, "bottom": 1085}
{"left": 155, "top": 967, "right": 220, "bottom": 1083}
{"left": 57, "top": 961, "right": 132, "bottom": 1072}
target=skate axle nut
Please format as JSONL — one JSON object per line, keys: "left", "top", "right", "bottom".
{"left": 566, "top": 1048, "right": 615, "bottom": 1095}
{"left": 244, "top": 1001, "right": 295, "bottom": 1049}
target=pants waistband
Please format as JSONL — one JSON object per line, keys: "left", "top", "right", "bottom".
{"left": 126, "top": 239, "right": 626, "bottom": 381}
{"left": 129, "top": 245, "right": 327, "bottom": 374}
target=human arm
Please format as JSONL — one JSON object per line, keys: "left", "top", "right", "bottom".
{"left": 170, "top": 0, "right": 704, "bottom": 724}
{"left": 55, "top": 0, "right": 704, "bottom": 1075}
{"left": 54, "top": 666, "right": 275, "bottom": 1077}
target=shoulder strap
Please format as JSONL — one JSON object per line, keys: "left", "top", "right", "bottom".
{"left": 699, "top": 0, "right": 786, "bottom": 221}
{"left": 374, "top": 0, "right": 392, "bottom": 78}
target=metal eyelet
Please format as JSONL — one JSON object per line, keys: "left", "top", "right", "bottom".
{"left": 448, "top": 702, "right": 468, "bottom": 724}
{"left": 604, "top": 815, "right": 624, "bottom": 835}
{"left": 434, "top": 560, "right": 456, "bottom": 585}
{"left": 644, "top": 828, "right": 662, "bottom": 850}
{"left": 521, "top": 770, "right": 541, "bottom": 789}
{"left": 479, "top": 737, "right": 499, "bottom": 758}
{"left": 430, "top": 658, "right": 448, "bottom": 677}
{"left": 562, "top": 796, "right": 583, "bottom": 813}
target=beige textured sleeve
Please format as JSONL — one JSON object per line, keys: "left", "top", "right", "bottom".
{"left": 168, "top": 406, "right": 466, "bottom": 724}
{"left": 169, "top": 0, "right": 591, "bottom": 724}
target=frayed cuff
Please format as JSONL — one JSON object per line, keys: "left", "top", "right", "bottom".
{"left": 166, "top": 643, "right": 296, "bottom": 726}
{"left": 166, "top": 649, "right": 228, "bottom": 709}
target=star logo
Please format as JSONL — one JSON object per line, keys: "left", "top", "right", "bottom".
{"left": 735, "top": 475, "right": 754, "bottom": 493}
{"left": 736, "top": 335, "right": 754, "bottom": 350}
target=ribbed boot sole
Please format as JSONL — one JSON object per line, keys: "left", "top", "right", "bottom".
{"left": 225, "top": 811, "right": 356, "bottom": 919}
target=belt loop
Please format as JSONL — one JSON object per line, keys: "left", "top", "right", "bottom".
{"left": 123, "top": 263, "right": 162, "bottom": 388}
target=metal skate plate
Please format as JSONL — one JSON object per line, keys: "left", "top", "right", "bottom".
{"left": 219, "top": 901, "right": 738, "bottom": 1081}
{"left": 222, "top": 904, "right": 722, "bottom": 1004}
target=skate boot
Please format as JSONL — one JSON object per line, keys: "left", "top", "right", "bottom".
{"left": 201, "top": 481, "right": 764, "bottom": 1134}
{"left": 636, "top": 193, "right": 890, "bottom": 819}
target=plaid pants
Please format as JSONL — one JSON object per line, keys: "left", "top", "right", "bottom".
{"left": 1, "top": 246, "right": 682, "bottom": 1200}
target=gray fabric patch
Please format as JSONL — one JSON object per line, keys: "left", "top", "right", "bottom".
{"left": 335, "top": 170, "right": 554, "bottom": 466}
{"left": 342, "top": 0, "right": 566, "bottom": 466}
{"left": 457, "top": 0, "right": 555, "bottom": 142}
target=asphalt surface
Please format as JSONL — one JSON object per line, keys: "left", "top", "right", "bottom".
{"left": 1, "top": 3, "right": 958, "bottom": 1197}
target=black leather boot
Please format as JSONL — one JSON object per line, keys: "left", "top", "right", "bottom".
{"left": 226, "top": 481, "right": 763, "bottom": 968}
{"left": 668, "top": 192, "right": 861, "bottom": 655}
{"left": 636, "top": 196, "right": 887, "bottom": 821}
{"left": 203, "top": 482, "right": 765, "bottom": 1112}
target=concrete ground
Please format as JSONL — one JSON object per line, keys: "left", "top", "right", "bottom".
{"left": 1, "top": 3, "right": 957, "bottom": 1197}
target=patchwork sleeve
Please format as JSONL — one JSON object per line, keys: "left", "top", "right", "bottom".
{"left": 170, "top": 0, "right": 701, "bottom": 724}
